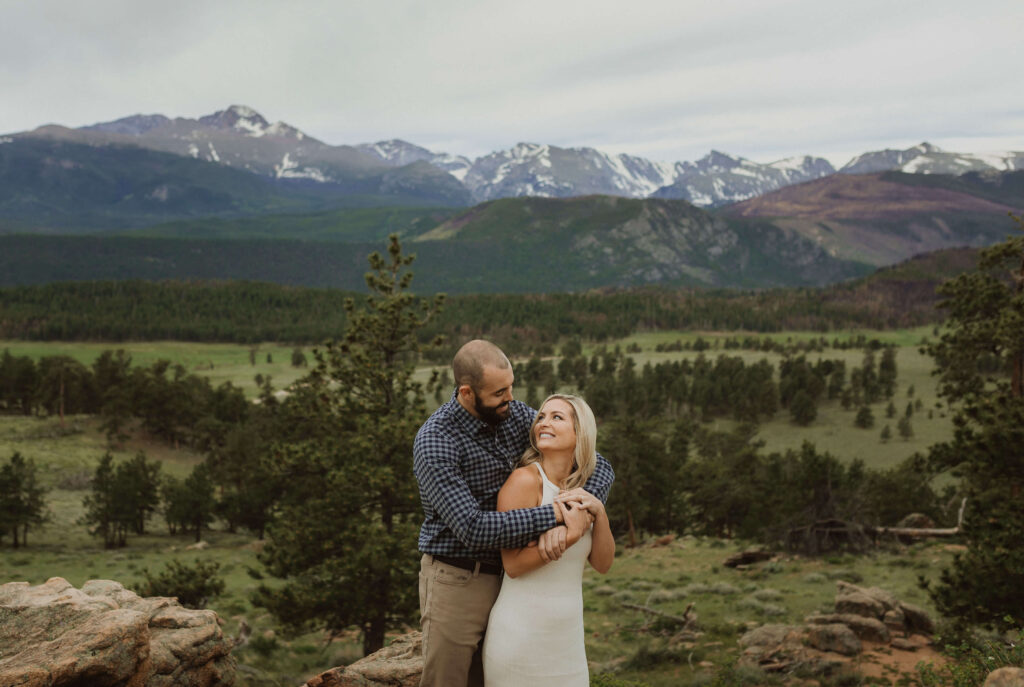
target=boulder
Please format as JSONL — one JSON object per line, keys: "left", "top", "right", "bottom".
{"left": 835, "top": 590, "right": 886, "bottom": 619}
{"left": 0, "top": 577, "right": 235, "bottom": 687}
{"left": 806, "top": 623, "right": 862, "bottom": 656}
{"left": 897, "top": 513, "right": 936, "bottom": 529}
{"left": 738, "top": 624, "right": 844, "bottom": 675}
{"left": 985, "top": 667, "right": 1024, "bottom": 687}
{"left": 883, "top": 608, "right": 906, "bottom": 632}
{"left": 898, "top": 602, "right": 936, "bottom": 634}
{"left": 306, "top": 631, "right": 422, "bottom": 687}
{"left": 805, "top": 613, "right": 890, "bottom": 642}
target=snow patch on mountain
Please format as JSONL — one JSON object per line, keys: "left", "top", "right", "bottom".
{"left": 840, "top": 142, "right": 1024, "bottom": 176}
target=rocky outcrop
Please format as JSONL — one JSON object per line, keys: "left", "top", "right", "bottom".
{"left": 739, "top": 582, "right": 935, "bottom": 675}
{"left": 0, "top": 577, "right": 236, "bottom": 686}
{"left": 305, "top": 631, "right": 423, "bottom": 687}
{"left": 984, "top": 667, "right": 1024, "bottom": 687}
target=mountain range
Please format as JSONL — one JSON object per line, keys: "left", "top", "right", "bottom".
{"left": 7, "top": 105, "right": 1023, "bottom": 212}
{"left": 1, "top": 104, "right": 1022, "bottom": 294}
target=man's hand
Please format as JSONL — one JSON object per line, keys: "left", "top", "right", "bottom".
{"left": 560, "top": 500, "right": 594, "bottom": 543}
{"left": 537, "top": 525, "right": 567, "bottom": 562}
{"left": 555, "top": 487, "right": 605, "bottom": 518}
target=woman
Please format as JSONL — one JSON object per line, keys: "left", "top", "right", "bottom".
{"left": 481, "top": 394, "right": 614, "bottom": 686}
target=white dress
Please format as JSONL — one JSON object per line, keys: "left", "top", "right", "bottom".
{"left": 482, "top": 462, "right": 593, "bottom": 687}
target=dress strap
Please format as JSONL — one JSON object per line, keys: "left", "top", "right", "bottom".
{"left": 533, "top": 461, "right": 558, "bottom": 490}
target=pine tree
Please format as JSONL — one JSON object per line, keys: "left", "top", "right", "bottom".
{"left": 254, "top": 236, "right": 444, "bottom": 655}
{"left": 789, "top": 389, "right": 817, "bottom": 426}
{"left": 854, "top": 405, "right": 874, "bottom": 429}
{"left": 921, "top": 215, "right": 1024, "bottom": 631}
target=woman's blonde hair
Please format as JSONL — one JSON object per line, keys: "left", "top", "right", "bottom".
{"left": 519, "top": 394, "right": 597, "bottom": 490}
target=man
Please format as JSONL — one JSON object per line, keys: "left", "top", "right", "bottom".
{"left": 413, "top": 339, "right": 614, "bottom": 687}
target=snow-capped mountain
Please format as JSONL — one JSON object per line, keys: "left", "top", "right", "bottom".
{"left": 840, "top": 142, "right": 1024, "bottom": 175}
{"left": 356, "top": 139, "right": 473, "bottom": 181}
{"left": 461, "top": 143, "right": 678, "bottom": 202}
{"left": 652, "top": 151, "right": 835, "bottom": 206}
{"left": 23, "top": 105, "right": 471, "bottom": 205}
{"left": 14, "top": 105, "right": 1022, "bottom": 210}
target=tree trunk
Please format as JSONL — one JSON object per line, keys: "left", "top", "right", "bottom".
{"left": 626, "top": 509, "right": 637, "bottom": 548}
{"left": 363, "top": 615, "right": 386, "bottom": 656}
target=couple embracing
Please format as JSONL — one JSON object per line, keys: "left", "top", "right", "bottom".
{"left": 414, "top": 339, "right": 615, "bottom": 687}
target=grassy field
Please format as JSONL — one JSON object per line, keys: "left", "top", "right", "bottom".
{"left": 0, "top": 329, "right": 959, "bottom": 685}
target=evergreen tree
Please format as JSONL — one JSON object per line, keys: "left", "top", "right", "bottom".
{"left": 81, "top": 453, "right": 124, "bottom": 548}
{"left": 897, "top": 416, "right": 914, "bottom": 440}
{"left": 854, "top": 405, "right": 874, "bottom": 429}
{"left": 163, "top": 464, "right": 216, "bottom": 542}
{"left": 922, "top": 215, "right": 1024, "bottom": 631}
{"left": 880, "top": 424, "right": 892, "bottom": 442}
{"left": 254, "top": 236, "right": 443, "bottom": 655}
{"left": 789, "top": 389, "right": 817, "bottom": 426}
{"left": 0, "top": 452, "right": 48, "bottom": 547}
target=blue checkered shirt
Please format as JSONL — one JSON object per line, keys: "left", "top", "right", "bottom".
{"left": 414, "top": 393, "right": 614, "bottom": 564}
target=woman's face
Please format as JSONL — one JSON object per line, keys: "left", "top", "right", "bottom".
{"left": 534, "top": 398, "right": 577, "bottom": 454}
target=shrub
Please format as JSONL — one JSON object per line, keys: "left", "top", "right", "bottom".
{"left": 135, "top": 558, "right": 225, "bottom": 609}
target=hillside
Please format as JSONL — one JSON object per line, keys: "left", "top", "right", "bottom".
{"left": 724, "top": 171, "right": 1023, "bottom": 266}
{"left": 0, "top": 137, "right": 467, "bottom": 232}
{"left": 415, "top": 195, "right": 867, "bottom": 288}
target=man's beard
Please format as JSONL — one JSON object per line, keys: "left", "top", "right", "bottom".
{"left": 474, "top": 394, "right": 510, "bottom": 426}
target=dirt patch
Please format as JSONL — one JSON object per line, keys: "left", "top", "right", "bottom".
{"left": 855, "top": 636, "right": 945, "bottom": 681}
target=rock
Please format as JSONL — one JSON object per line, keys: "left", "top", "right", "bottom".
{"left": 898, "top": 602, "right": 935, "bottom": 635}
{"left": 897, "top": 513, "right": 936, "bottom": 529}
{"left": 805, "top": 613, "right": 890, "bottom": 642}
{"left": 883, "top": 608, "right": 906, "bottom": 632}
{"left": 724, "top": 550, "right": 776, "bottom": 568}
{"left": 738, "top": 624, "right": 801, "bottom": 649}
{"left": 806, "top": 623, "right": 862, "bottom": 656}
{"left": 0, "top": 577, "right": 236, "bottom": 686}
{"left": 985, "top": 667, "right": 1024, "bottom": 687}
{"left": 306, "top": 631, "right": 422, "bottom": 687}
{"left": 835, "top": 589, "right": 885, "bottom": 619}
{"left": 891, "top": 638, "right": 919, "bottom": 651}
{"left": 186, "top": 540, "right": 209, "bottom": 550}
{"left": 738, "top": 625, "right": 844, "bottom": 676}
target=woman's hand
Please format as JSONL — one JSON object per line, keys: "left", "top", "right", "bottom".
{"left": 555, "top": 488, "right": 605, "bottom": 519}
{"left": 557, "top": 501, "right": 594, "bottom": 545}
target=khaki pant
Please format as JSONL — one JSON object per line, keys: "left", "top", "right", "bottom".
{"left": 419, "top": 554, "right": 502, "bottom": 687}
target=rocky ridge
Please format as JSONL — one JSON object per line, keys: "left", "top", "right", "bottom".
{"left": 0, "top": 576, "right": 236, "bottom": 686}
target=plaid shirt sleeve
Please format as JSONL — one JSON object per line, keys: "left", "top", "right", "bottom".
{"left": 586, "top": 452, "right": 615, "bottom": 503}
{"left": 414, "top": 427, "right": 559, "bottom": 551}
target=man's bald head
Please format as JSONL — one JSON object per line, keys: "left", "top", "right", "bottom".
{"left": 453, "top": 339, "right": 511, "bottom": 391}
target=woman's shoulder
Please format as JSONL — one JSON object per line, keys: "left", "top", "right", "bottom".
{"left": 504, "top": 464, "right": 542, "bottom": 489}
{"left": 497, "top": 465, "right": 543, "bottom": 509}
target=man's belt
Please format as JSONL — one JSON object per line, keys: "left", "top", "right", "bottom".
{"left": 432, "top": 555, "right": 503, "bottom": 575}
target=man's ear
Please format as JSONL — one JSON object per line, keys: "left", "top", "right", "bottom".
{"left": 457, "top": 384, "right": 473, "bottom": 400}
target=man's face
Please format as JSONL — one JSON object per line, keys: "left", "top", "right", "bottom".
{"left": 467, "top": 365, "right": 514, "bottom": 426}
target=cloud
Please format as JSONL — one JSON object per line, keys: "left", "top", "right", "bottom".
{"left": 1, "top": 0, "right": 1021, "bottom": 165}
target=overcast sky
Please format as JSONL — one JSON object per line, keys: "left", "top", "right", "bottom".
{"left": 2, "top": 0, "right": 1021, "bottom": 167}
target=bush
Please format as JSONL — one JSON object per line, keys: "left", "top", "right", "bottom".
{"left": 135, "top": 558, "right": 225, "bottom": 609}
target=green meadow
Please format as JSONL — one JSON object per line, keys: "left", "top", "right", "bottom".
{"left": 0, "top": 329, "right": 957, "bottom": 685}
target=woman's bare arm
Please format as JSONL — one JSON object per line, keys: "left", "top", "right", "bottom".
{"left": 556, "top": 487, "right": 615, "bottom": 573}
{"left": 499, "top": 468, "right": 590, "bottom": 578}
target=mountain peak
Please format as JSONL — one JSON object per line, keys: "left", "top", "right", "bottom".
{"left": 196, "top": 105, "right": 307, "bottom": 140}
{"left": 915, "top": 142, "right": 942, "bottom": 154}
